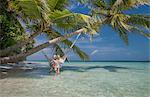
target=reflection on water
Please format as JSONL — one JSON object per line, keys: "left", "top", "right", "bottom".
{"left": 0, "top": 62, "right": 150, "bottom": 97}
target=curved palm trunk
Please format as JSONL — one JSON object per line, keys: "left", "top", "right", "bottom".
{"left": 0, "top": 28, "right": 84, "bottom": 64}
{"left": 0, "top": 30, "right": 42, "bottom": 57}
{"left": 0, "top": 21, "right": 49, "bottom": 57}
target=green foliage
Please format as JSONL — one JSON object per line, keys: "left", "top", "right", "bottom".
{"left": 49, "top": 9, "right": 101, "bottom": 35}
{"left": 53, "top": 44, "right": 65, "bottom": 57}
{"left": 49, "top": 9, "right": 73, "bottom": 21}
{"left": 45, "top": 30, "right": 89, "bottom": 60}
{"left": 89, "top": 0, "right": 150, "bottom": 44}
{"left": 95, "top": 0, "right": 107, "bottom": 9}
{"left": 0, "top": 1, "right": 33, "bottom": 57}
{"left": 62, "top": 39, "right": 89, "bottom": 60}
{"left": 110, "top": 0, "right": 150, "bottom": 11}
{"left": 128, "top": 14, "right": 150, "bottom": 29}
{"left": 7, "top": 0, "right": 91, "bottom": 60}
{"left": 0, "top": 12, "right": 24, "bottom": 50}
{"left": 2, "top": 0, "right": 150, "bottom": 61}
{"left": 47, "top": 0, "right": 68, "bottom": 11}
{"left": 16, "top": 0, "right": 42, "bottom": 19}
{"left": 12, "top": 0, "right": 69, "bottom": 22}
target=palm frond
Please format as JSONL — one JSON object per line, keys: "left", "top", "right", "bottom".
{"left": 45, "top": 30, "right": 89, "bottom": 60}
{"left": 112, "top": 23, "right": 129, "bottom": 44}
{"left": 128, "top": 14, "right": 150, "bottom": 29}
{"left": 49, "top": 10, "right": 101, "bottom": 34}
{"left": 79, "top": 14, "right": 102, "bottom": 35}
{"left": 110, "top": 14, "right": 130, "bottom": 44}
{"left": 110, "top": 13, "right": 150, "bottom": 44}
{"left": 49, "top": 9, "right": 73, "bottom": 21}
{"left": 117, "top": 26, "right": 129, "bottom": 45}
{"left": 53, "top": 44, "right": 65, "bottom": 57}
{"left": 78, "top": 0, "right": 89, "bottom": 4}
{"left": 47, "top": 0, "right": 68, "bottom": 11}
{"left": 15, "top": 0, "right": 43, "bottom": 19}
{"left": 62, "top": 39, "right": 89, "bottom": 61}
{"left": 12, "top": 0, "right": 68, "bottom": 21}
{"left": 95, "top": 0, "right": 107, "bottom": 9}
{"left": 130, "top": 26, "right": 150, "bottom": 38}
{"left": 111, "top": 0, "right": 150, "bottom": 11}
{"left": 109, "top": 0, "right": 118, "bottom": 6}
{"left": 48, "top": 9, "right": 81, "bottom": 30}
{"left": 92, "top": 8, "right": 110, "bottom": 16}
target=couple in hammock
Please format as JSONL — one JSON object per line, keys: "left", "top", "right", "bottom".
{"left": 51, "top": 55, "right": 67, "bottom": 75}
{"left": 49, "top": 33, "right": 81, "bottom": 75}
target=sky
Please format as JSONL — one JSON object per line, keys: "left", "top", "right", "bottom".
{"left": 27, "top": 3, "right": 150, "bottom": 61}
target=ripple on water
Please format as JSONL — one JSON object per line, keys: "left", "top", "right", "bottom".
{"left": 0, "top": 62, "right": 149, "bottom": 97}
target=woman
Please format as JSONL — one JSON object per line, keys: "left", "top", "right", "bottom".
{"left": 50, "top": 55, "right": 57, "bottom": 72}
{"left": 53, "top": 55, "right": 67, "bottom": 75}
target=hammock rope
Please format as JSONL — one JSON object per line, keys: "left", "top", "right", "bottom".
{"left": 42, "top": 33, "right": 81, "bottom": 66}
{"left": 41, "top": 47, "right": 55, "bottom": 67}
{"left": 70, "top": 33, "right": 81, "bottom": 49}
{"left": 41, "top": 51, "right": 51, "bottom": 65}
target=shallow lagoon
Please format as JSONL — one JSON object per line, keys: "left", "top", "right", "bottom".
{"left": 0, "top": 62, "right": 149, "bottom": 97}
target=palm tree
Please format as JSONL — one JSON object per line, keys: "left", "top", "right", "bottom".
{"left": 0, "top": 0, "right": 67, "bottom": 56}
{"left": 0, "top": 0, "right": 99, "bottom": 64}
{"left": 87, "top": 0, "right": 150, "bottom": 44}
{"left": 1, "top": 0, "right": 150, "bottom": 64}
{"left": 0, "top": 29, "right": 87, "bottom": 64}
{"left": 0, "top": 0, "right": 34, "bottom": 57}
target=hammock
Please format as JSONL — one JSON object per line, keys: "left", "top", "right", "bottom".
{"left": 41, "top": 33, "right": 81, "bottom": 69}
{"left": 41, "top": 50, "right": 51, "bottom": 66}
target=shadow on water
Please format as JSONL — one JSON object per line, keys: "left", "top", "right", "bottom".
{"left": 62, "top": 65, "right": 131, "bottom": 72}
{"left": 0, "top": 66, "right": 53, "bottom": 79}
{"left": 0, "top": 65, "right": 143, "bottom": 79}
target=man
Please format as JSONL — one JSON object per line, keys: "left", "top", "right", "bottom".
{"left": 53, "top": 55, "right": 67, "bottom": 75}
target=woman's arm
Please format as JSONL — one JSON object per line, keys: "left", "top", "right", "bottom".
{"left": 58, "top": 55, "right": 67, "bottom": 64}
{"left": 62, "top": 55, "right": 67, "bottom": 60}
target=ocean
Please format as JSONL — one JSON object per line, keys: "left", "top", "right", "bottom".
{"left": 0, "top": 62, "right": 149, "bottom": 97}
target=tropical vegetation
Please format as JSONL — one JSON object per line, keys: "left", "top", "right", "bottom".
{"left": 0, "top": 0, "right": 150, "bottom": 64}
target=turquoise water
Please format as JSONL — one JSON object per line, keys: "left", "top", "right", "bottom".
{"left": 0, "top": 62, "right": 150, "bottom": 97}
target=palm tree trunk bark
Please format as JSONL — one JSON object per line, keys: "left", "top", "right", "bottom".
{"left": 0, "top": 28, "right": 84, "bottom": 64}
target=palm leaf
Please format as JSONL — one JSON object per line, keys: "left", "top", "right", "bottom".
{"left": 95, "top": 0, "right": 107, "bottom": 9}
{"left": 110, "top": 14, "right": 130, "bottom": 44}
{"left": 15, "top": 0, "right": 43, "bottom": 19}
{"left": 49, "top": 9, "right": 100, "bottom": 34}
{"left": 49, "top": 9, "right": 73, "bottom": 21}
{"left": 13, "top": 0, "right": 68, "bottom": 21}
{"left": 130, "top": 26, "right": 150, "bottom": 38}
{"left": 49, "top": 9, "right": 82, "bottom": 31}
{"left": 45, "top": 30, "right": 89, "bottom": 60}
{"left": 110, "top": 0, "right": 118, "bottom": 6}
{"left": 62, "top": 39, "right": 89, "bottom": 61}
{"left": 110, "top": 13, "right": 150, "bottom": 44}
{"left": 78, "top": 0, "right": 89, "bottom": 4}
{"left": 53, "top": 44, "right": 65, "bottom": 57}
{"left": 111, "top": 0, "right": 150, "bottom": 11}
{"left": 128, "top": 14, "right": 150, "bottom": 29}
{"left": 112, "top": 23, "right": 129, "bottom": 45}
{"left": 47, "top": 0, "right": 68, "bottom": 11}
